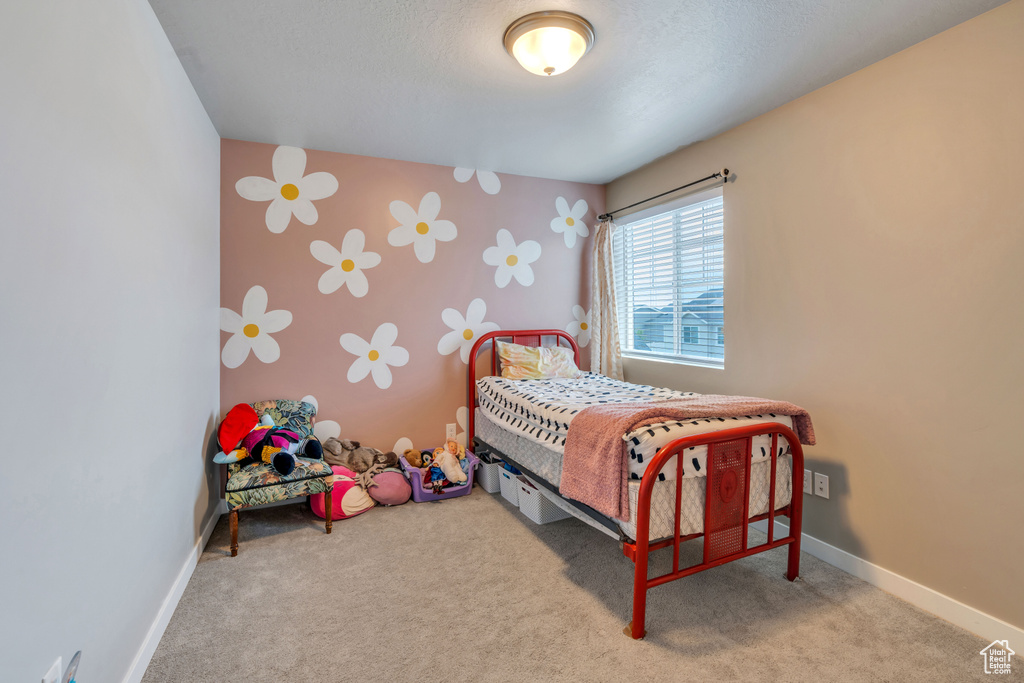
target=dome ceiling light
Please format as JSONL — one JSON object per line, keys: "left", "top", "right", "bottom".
{"left": 503, "top": 11, "right": 595, "bottom": 77}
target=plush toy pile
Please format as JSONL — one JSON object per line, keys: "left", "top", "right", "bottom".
{"left": 214, "top": 403, "right": 323, "bottom": 476}
{"left": 409, "top": 439, "right": 471, "bottom": 494}
{"left": 322, "top": 437, "right": 412, "bottom": 507}
{"left": 215, "top": 403, "right": 413, "bottom": 518}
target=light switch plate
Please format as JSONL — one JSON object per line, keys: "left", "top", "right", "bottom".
{"left": 445, "top": 423, "right": 457, "bottom": 441}
{"left": 803, "top": 469, "right": 812, "bottom": 495}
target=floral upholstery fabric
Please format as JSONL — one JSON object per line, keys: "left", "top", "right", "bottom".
{"left": 226, "top": 457, "right": 333, "bottom": 511}
{"left": 249, "top": 399, "right": 316, "bottom": 439}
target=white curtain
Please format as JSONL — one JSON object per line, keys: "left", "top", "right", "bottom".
{"left": 590, "top": 218, "right": 624, "bottom": 380}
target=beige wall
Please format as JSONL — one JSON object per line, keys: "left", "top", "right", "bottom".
{"left": 607, "top": 1, "right": 1023, "bottom": 629}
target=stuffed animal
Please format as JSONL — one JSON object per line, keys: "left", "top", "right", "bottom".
{"left": 214, "top": 403, "right": 323, "bottom": 476}
{"left": 322, "top": 438, "right": 396, "bottom": 489}
{"left": 403, "top": 447, "right": 423, "bottom": 468}
{"left": 379, "top": 451, "right": 399, "bottom": 469}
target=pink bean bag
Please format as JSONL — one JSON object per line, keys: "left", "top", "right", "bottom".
{"left": 367, "top": 468, "right": 412, "bottom": 506}
{"left": 310, "top": 465, "right": 375, "bottom": 520}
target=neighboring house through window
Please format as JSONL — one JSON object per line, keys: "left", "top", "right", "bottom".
{"left": 612, "top": 188, "right": 724, "bottom": 368}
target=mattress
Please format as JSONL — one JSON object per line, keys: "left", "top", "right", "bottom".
{"left": 476, "top": 408, "right": 793, "bottom": 542}
{"left": 476, "top": 373, "right": 795, "bottom": 481}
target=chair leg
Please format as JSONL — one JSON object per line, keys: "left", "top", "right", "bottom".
{"left": 324, "top": 488, "right": 333, "bottom": 534}
{"left": 229, "top": 510, "right": 238, "bottom": 557}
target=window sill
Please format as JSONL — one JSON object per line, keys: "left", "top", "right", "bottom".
{"left": 621, "top": 351, "right": 724, "bottom": 370}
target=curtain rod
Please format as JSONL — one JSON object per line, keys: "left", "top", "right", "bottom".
{"left": 598, "top": 168, "right": 729, "bottom": 221}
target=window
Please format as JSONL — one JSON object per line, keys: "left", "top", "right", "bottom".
{"left": 612, "top": 190, "right": 724, "bottom": 367}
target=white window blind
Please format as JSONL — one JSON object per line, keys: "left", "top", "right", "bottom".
{"left": 612, "top": 190, "right": 724, "bottom": 367}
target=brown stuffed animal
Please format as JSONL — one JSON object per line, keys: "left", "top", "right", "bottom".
{"left": 358, "top": 450, "right": 398, "bottom": 488}
{"left": 403, "top": 447, "right": 423, "bottom": 468}
{"left": 379, "top": 451, "right": 399, "bottom": 468}
{"left": 323, "top": 438, "right": 396, "bottom": 488}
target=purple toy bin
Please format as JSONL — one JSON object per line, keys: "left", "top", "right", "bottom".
{"left": 399, "top": 450, "right": 479, "bottom": 502}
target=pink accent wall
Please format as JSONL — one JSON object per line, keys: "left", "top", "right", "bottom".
{"left": 221, "top": 138, "right": 604, "bottom": 452}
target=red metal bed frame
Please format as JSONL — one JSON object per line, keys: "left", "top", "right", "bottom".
{"left": 467, "top": 329, "right": 805, "bottom": 639}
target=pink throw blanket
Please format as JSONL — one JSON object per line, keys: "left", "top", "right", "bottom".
{"left": 559, "top": 395, "right": 815, "bottom": 523}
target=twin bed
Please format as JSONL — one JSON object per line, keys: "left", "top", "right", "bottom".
{"left": 467, "top": 329, "right": 811, "bottom": 639}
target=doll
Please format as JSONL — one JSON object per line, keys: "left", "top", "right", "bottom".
{"left": 426, "top": 439, "right": 467, "bottom": 492}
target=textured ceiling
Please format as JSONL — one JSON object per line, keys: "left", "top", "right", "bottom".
{"left": 149, "top": 0, "right": 1005, "bottom": 184}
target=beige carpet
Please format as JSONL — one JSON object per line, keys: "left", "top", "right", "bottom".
{"left": 143, "top": 488, "right": 1004, "bottom": 682}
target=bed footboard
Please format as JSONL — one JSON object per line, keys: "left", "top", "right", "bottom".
{"left": 622, "top": 423, "right": 804, "bottom": 639}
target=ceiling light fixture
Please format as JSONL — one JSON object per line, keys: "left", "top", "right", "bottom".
{"left": 503, "top": 11, "right": 595, "bottom": 77}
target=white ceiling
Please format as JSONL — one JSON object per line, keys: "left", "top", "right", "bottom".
{"left": 149, "top": 0, "right": 1005, "bottom": 184}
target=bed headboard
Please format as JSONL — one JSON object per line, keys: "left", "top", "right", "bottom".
{"left": 466, "top": 329, "right": 580, "bottom": 448}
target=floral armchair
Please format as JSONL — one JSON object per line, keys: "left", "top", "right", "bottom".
{"left": 220, "top": 399, "right": 334, "bottom": 556}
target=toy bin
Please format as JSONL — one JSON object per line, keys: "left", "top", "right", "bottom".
{"left": 475, "top": 453, "right": 503, "bottom": 494}
{"left": 399, "top": 450, "right": 479, "bottom": 503}
{"left": 498, "top": 467, "right": 520, "bottom": 506}
{"left": 517, "top": 477, "right": 571, "bottom": 525}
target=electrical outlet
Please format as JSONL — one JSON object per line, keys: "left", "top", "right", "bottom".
{"left": 814, "top": 473, "right": 829, "bottom": 499}
{"left": 445, "top": 423, "right": 457, "bottom": 441}
{"left": 42, "top": 657, "right": 61, "bottom": 683}
{"left": 803, "top": 469, "right": 812, "bottom": 495}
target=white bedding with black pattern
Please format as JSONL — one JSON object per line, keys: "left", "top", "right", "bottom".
{"left": 475, "top": 408, "right": 793, "bottom": 541}
{"left": 476, "top": 373, "right": 794, "bottom": 481}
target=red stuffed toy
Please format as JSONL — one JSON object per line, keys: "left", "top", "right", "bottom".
{"left": 214, "top": 403, "right": 322, "bottom": 476}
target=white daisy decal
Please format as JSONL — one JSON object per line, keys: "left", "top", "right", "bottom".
{"left": 455, "top": 407, "right": 469, "bottom": 446}
{"left": 437, "top": 298, "right": 499, "bottom": 364}
{"left": 567, "top": 305, "right": 591, "bottom": 348}
{"left": 340, "top": 323, "right": 409, "bottom": 390}
{"left": 393, "top": 437, "right": 414, "bottom": 454}
{"left": 453, "top": 167, "right": 501, "bottom": 195}
{"left": 482, "top": 229, "right": 541, "bottom": 288}
{"left": 220, "top": 285, "right": 293, "bottom": 368}
{"left": 388, "top": 192, "right": 457, "bottom": 263}
{"left": 550, "top": 197, "right": 590, "bottom": 248}
{"left": 235, "top": 146, "right": 339, "bottom": 233}
{"left": 310, "top": 230, "right": 381, "bottom": 297}
{"left": 301, "top": 395, "right": 342, "bottom": 443}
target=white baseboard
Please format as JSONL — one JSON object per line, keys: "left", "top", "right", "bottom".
{"left": 751, "top": 520, "right": 1023, "bottom": 647}
{"left": 122, "top": 508, "right": 222, "bottom": 683}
